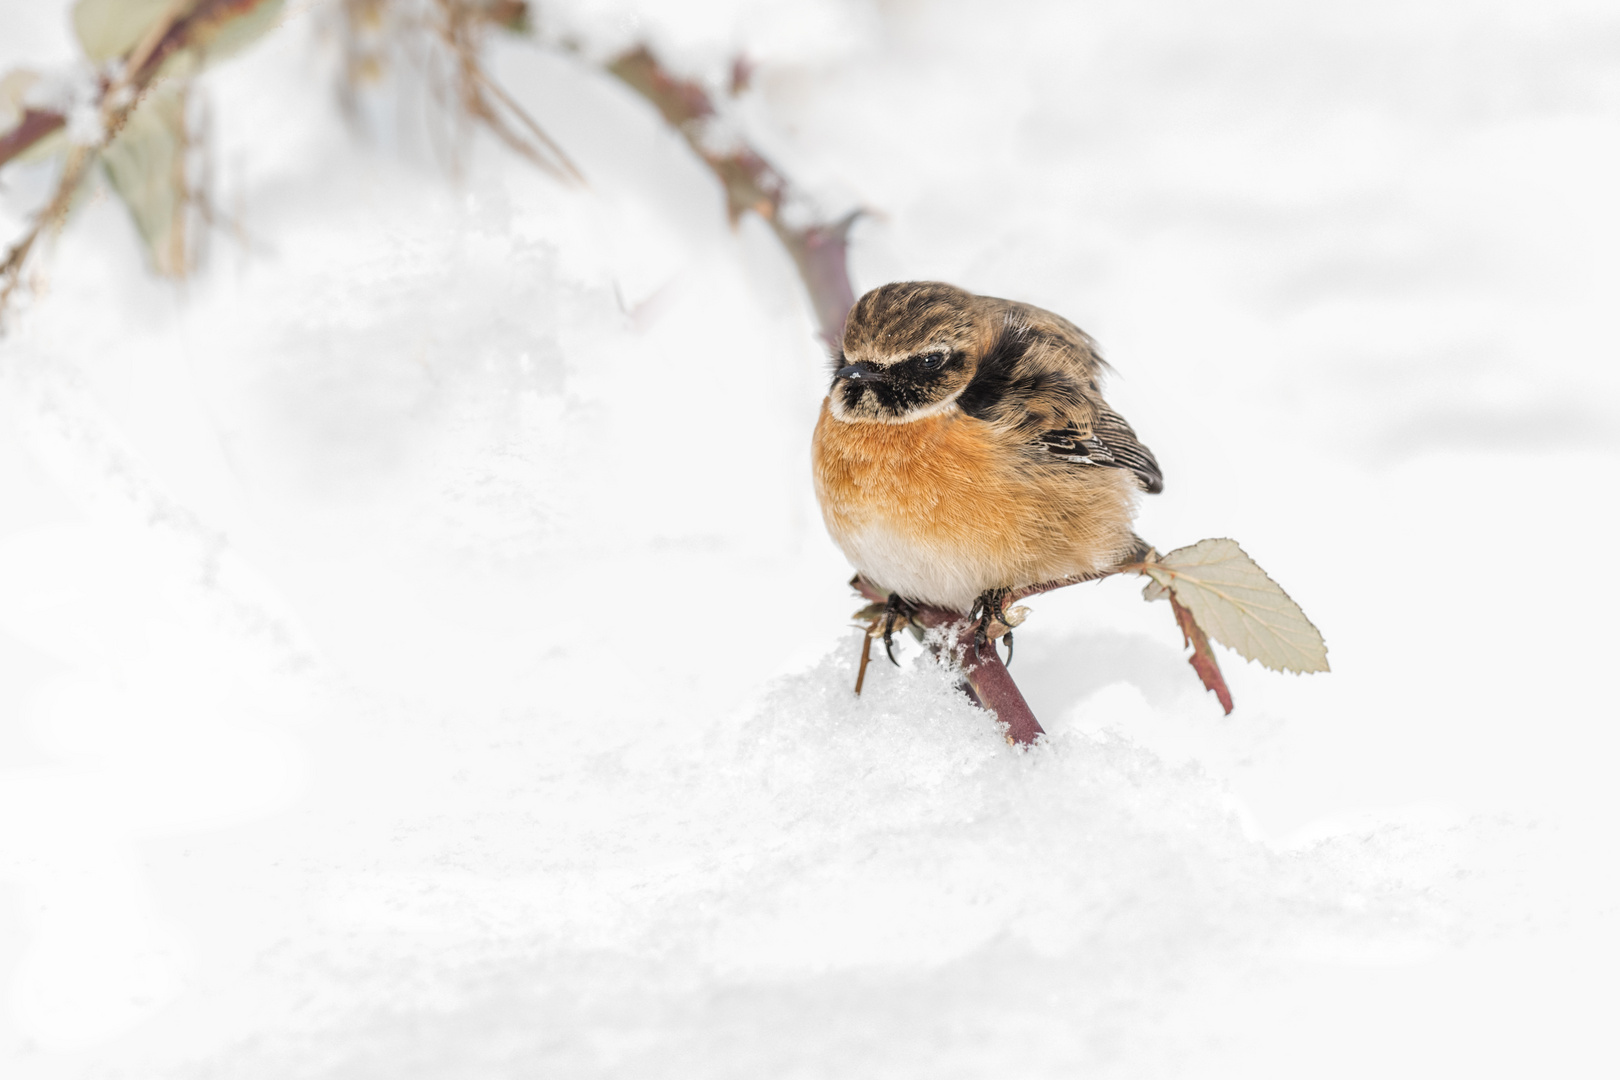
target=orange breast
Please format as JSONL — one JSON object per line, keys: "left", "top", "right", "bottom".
{"left": 813, "top": 404, "right": 1020, "bottom": 548}
{"left": 811, "top": 399, "right": 1139, "bottom": 609}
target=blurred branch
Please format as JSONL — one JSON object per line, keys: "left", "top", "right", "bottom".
{"left": 0, "top": 108, "right": 67, "bottom": 171}
{"left": 0, "top": 0, "right": 281, "bottom": 326}
{"left": 606, "top": 45, "right": 858, "bottom": 350}
{"left": 431, "top": 0, "right": 581, "bottom": 182}
{"left": 333, "top": 13, "right": 857, "bottom": 343}
{"left": 0, "top": 147, "right": 94, "bottom": 324}
{"left": 9, "top": 4, "right": 854, "bottom": 346}
{"left": 332, "top": 0, "right": 581, "bottom": 183}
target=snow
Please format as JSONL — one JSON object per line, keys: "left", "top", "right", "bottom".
{"left": 2, "top": 0, "right": 1618, "bottom": 1076}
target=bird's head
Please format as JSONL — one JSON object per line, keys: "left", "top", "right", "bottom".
{"left": 828, "top": 281, "right": 984, "bottom": 423}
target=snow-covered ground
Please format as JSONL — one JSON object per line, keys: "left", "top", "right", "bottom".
{"left": 2, "top": 1, "right": 1617, "bottom": 1076}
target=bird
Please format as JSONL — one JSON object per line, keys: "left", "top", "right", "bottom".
{"left": 811, "top": 281, "right": 1162, "bottom": 654}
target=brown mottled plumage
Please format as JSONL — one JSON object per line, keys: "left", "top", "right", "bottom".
{"left": 812, "top": 281, "right": 1161, "bottom": 614}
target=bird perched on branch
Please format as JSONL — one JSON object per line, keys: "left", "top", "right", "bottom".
{"left": 812, "top": 281, "right": 1162, "bottom": 650}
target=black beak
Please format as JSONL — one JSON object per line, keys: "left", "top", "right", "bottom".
{"left": 836, "top": 362, "right": 888, "bottom": 382}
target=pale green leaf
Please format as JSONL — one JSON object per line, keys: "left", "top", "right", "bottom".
{"left": 73, "top": 0, "right": 178, "bottom": 63}
{"left": 1141, "top": 538, "right": 1329, "bottom": 674}
{"left": 100, "top": 81, "right": 188, "bottom": 276}
{"left": 185, "top": 0, "right": 286, "bottom": 67}
{"left": 73, "top": 0, "right": 285, "bottom": 71}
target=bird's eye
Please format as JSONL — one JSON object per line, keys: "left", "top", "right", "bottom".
{"left": 919, "top": 352, "right": 945, "bottom": 370}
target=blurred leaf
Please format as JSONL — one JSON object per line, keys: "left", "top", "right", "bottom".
{"left": 73, "top": 0, "right": 179, "bottom": 63}
{"left": 1142, "top": 538, "right": 1329, "bottom": 674}
{"left": 482, "top": 0, "right": 532, "bottom": 34}
{"left": 183, "top": 0, "right": 285, "bottom": 67}
{"left": 0, "top": 69, "right": 38, "bottom": 130}
{"left": 73, "top": 0, "right": 285, "bottom": 72}
{"left": 100, "top": 81, "right": 188, "bottom": 276}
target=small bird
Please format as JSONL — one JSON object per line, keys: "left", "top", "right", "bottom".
{"left": 812, "top": 281, "right": 1162, "bottom": 650}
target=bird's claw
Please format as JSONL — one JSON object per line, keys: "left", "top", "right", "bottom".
{"left": 880, "top": 593, "right": 917, "bottom": 666}
{"left": 970, "top": 588, "right": 1026, "bottom": 666}
{"left": 970, "top": 588, "right": 1010, "bottom": 647}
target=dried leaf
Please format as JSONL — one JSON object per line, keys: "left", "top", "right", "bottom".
{"left": 1169, "top": 593, "right": 1233, "bottom": 714}
{"left": 1142, "top": 537, "right": 1329, "bottom": 674}
{"left": 100, "top": 81, "right": 188, "bottom": 275}
{"left": 850, "top": 601, "right": 887, "bottom": 625}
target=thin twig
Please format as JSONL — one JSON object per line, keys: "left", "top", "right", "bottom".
{"left": 463, "top": 60, "right": 582, "bottom": 183}
{"left": 853, "top": 625, "right": 874, "bottom": 695}
{"left": 432, "top": 0, "right": 582, "bottom": 184}
{"left": 0, "top": 146, "right": 96, "bottom": 318}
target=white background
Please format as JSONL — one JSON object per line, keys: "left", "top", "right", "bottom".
{"left": 2, "top": 1, "right": 1617, "bottom": 1076}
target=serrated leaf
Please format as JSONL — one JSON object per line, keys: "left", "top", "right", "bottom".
{"left": 100, "top": 81, "right": 188, "bottom": 276}
{"left": 1141, "top": 537, "right": 1329, "bottom": 674}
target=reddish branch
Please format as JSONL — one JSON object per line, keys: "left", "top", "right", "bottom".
{"left": 0, "top": 0, "right": 270, "bottom": 170}
{"left": 129, "top": 0, "right": 273, "bottom": 84}
{"left": 852, "top": 560, "right": 1233, "bottom": 743}
{"left": 606, "top": 46, "right": 858, "bottom": 351}
{"left": 0, "top": 109, "right": 66, "bottom": 171}
{"left": 853, "top": 575, "right": 1048, "bottom": 746}
{"left": 1168, "top": 593, "right": 1233, "bottom": 714}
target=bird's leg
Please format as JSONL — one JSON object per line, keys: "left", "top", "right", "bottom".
{"left": 970, "top": 588, "right": 1014, "bottom": 649}
{"left": 881, "top": 593, "right": 918, "bottom": 665}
